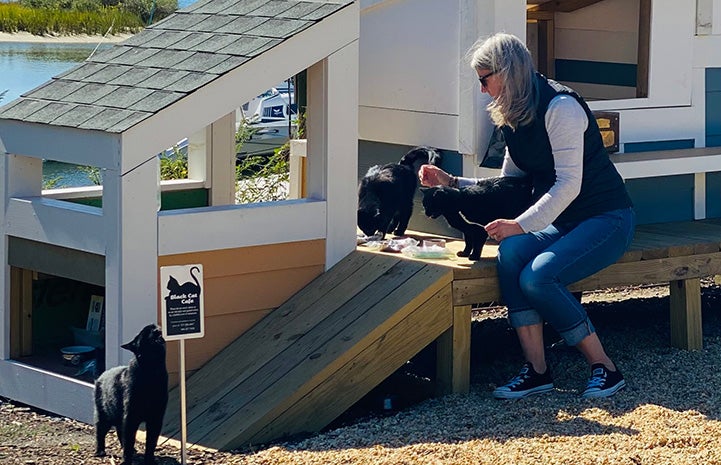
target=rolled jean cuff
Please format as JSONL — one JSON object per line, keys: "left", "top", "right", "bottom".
{"left": 560, "top": 317, "right": 596, "bottom": 346}
{"left": 508, "top": 307, "right": 544, "bottom": 328}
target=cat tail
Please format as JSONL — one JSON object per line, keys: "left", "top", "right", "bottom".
{"left": 399, "top": 146, "right": 442, "bottom": 170}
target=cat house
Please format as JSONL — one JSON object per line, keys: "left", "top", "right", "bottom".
{"left": 0, "top": 0, "right": 359, "bottom": 423}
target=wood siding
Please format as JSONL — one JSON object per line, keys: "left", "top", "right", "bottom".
{"left": 158, "top": 239, "right": 325, "bottom": 383}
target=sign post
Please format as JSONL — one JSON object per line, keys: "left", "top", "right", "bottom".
{"left": 160, "top": 264, "right": 205, "bottom": 465}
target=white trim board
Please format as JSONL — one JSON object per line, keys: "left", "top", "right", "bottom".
{"left": 157, "top": 199, "right": 327, "bottom": 256}
{"left": 5, "top": 197, "right": 104, "bottom": 255}
{"left": 0, "top": 360, "right": 94, "bottom": 424}
{"left": 612, "top": 153, "right": 721, "bottom": 179}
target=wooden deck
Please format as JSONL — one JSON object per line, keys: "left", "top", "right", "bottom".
{"left": 161, "top": 218, "right": 721, "bottom": 451}
{"left": 380, "top": 218, "right": 721, "bottom": 354}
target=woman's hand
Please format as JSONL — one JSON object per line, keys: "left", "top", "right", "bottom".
{"left": 484, "top": 219, "right": 524, "bottom": 242}
{"left": 419, "top": 164, "right": 452, "bottom": 187}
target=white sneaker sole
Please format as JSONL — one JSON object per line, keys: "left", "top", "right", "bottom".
{"left": 493, "top": 383, "right": 554, "bottom": 400}
{"left": 582, "top": 379, "right": 626, "bottom": 398}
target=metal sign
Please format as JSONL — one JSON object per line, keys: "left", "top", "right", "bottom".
{"left": 160, "top": 264, "right": 204, "bottom": 340}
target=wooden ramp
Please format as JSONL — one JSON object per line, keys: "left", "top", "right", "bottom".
{"left": 161, "top": 250, "right": 454, "bottom": 451}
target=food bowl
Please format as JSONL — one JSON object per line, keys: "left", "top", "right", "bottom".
{"left": 60, "top": 345, "right": 96, "bottom": 366}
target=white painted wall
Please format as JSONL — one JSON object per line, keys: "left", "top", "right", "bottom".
{"left": 359, "top": 0, "right": 526, "bottom": 159}
{"left": 359, "top": 0, "right": 714, "bottom": 160}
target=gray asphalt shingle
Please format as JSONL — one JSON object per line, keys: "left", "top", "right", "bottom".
{"left": 0, "top": 0, "right": 353, "bottom": 133}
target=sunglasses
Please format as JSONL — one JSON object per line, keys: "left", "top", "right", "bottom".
{"left": 478, "top": 71, "right": 496, "bottom": 88}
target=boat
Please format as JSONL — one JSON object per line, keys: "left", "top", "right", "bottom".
{"left": 236, "top": 81, "right": 298, "bottom": 160}
{"left": 159, "top": 82, "right": 298, "bottom": 162}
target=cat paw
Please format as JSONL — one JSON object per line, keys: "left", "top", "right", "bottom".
{"left": 94, "top": 450, "right": 106, "bottom": 457}
{"left": 469, "top": 254, "right": 481, "bottom": 261}
{"left": 457, "top": 250, "right": 471, "bottom": 257}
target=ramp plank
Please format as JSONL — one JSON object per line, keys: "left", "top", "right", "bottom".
{"left": 185, "top": 258, "right": 429, "bottom": 443}
{"left": 164, "top": 251, "right": 399, "bottom": 436}
{"left": 247, "top": 285, "right": 454, "bottom": 445}
{"left": 190, "top": 262, "right": 452, "bottom": 449}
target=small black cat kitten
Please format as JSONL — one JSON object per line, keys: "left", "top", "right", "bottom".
{"left": 95, "top": 324, "right": 168, "bottom": 465}
{"left": 421, "top": 176, "right": 532, "bottom": 260}
{"left": 358, "top": 145, "right": 441, "bottom": 239}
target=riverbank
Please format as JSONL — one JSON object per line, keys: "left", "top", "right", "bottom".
{"left": 0, "top": 31, "right": 133, "bottom": 43}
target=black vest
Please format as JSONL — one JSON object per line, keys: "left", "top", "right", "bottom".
{"left": 501, "top": 73, "right": 632, "bottom": 226}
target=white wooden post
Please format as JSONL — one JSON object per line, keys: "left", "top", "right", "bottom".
{"left": 187, "top": 127, "right": 210, "bottom": 184}
{"left": 289, "top": 139, "right": 308, "bottom": 199}
{"left": 187, "top": 112, "right": 236, "bottom": 206}
{"left": 0, "top": 154, "right": 42, "bottom": 359}
{"left": 210, "top": 112, "right": 236, "bottom": 206}
{"left": 459, "top": 0, "right": 526, "bottom": 177}
{"left": 103, "top": 153, "right": 160, "bottom": 367}
{"left": 307, "top": 40, "right": 359, "bottom": 270}
{"left": 0, "top": 150, "right": 8, "bottom": 359}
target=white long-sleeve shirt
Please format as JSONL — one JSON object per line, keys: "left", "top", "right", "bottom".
{"left": 458, "top": 94, "right": 588, "bottom": 232}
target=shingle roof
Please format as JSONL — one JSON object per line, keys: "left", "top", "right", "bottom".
{"left": 0, "top": 0, "right": 351, "bottom": 133}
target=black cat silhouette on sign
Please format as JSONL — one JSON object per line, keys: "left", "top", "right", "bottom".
{"left": 160, "top": 264, "right": 205, "bottom": 340}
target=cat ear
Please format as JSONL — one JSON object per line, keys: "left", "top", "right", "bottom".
{"left": 121, "top": 332, "right": 141, "bottom": 354}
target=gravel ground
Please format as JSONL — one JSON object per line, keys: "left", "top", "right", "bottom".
{"left": 2, "top": 281, "right": 721, "bottom": 465}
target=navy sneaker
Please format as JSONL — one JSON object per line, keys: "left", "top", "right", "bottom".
{"left": 493, "top": 362, "right": 554, "bottom": 399}
{"left": 582, "top": 363, "right": 626, "bottom": 398}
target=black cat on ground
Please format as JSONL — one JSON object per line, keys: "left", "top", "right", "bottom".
{"left": 94, "top": 323, "right": 168, "bottom": 465}
{"left": 421, "top": 176, "right": 532, "bottom": 260}
{"left": 357, "top": 146, "right": 442, "bottom": 239}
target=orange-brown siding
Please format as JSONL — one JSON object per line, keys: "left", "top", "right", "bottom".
{"left": 158, "top": 239, "right": 325, "bottom": 385}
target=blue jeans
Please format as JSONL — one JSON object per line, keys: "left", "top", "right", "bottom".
{"left": 497, "top": 207, "right": 636, "bottom": 346}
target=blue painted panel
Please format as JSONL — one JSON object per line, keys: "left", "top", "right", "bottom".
{"left": 707, "top": 135, "right": 721, "bottom": 147}
{"left": 707, "top": 172, "right": 721, "bottom": 218}
{"left": 706, "top": 68, "right": 721, "bottom": 92}
{"left": 554, "top": 59, "right": 637, "bottom": 87}
{"left": 623, "top": 139, "right": 695, "bottom": 153}
{"left": 624, "top": 175, "right": 695, "bottom": 224}
{"left": 706, "top": 91, "right": 721, "bottom": 136}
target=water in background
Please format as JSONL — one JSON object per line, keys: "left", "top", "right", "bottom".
{"left": 1, "top": 42, "right": 112, "bottom": 187}
{"left": 1, "top": 42, "right": 103, "bottom": 104}
{"left": 0, "top": 0, "right": 197, "bottom": 187}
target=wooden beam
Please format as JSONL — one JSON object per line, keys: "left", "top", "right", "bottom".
{"left": 636, "top": 0, "right": 651, "bottom": 98}
{"left": 8, "top": 267, "right": 34, "bottom": 358}
{"left": 669, "top": 278, "right": 702, "bottom": 350}
{"left": 436, "top": 303, "right": 472, "bottom": 395}
{"left": 20, "top": 269, "right": 33, "bottom": 357}
{"left": 537, "top": 18, "right": 555, "bottom": 79}
{"left": 9, "top": 267, "right": 21, "bottom": 359}
{"left": 452, "top": 252, "right": 721, "bottom": 307}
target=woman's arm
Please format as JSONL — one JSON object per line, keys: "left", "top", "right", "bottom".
{"left": 515, "top": 94, "right": 587, "bottom": 232}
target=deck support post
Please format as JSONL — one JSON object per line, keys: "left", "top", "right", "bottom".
{"left": 436, "top": 301, "right": 471, "bottom": 395}
{"left": 669, "top": 278, "right": 702, "bottom": 350}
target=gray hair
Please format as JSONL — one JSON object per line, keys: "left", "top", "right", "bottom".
{"left": 469, "top": 33, "right": 537, "bottom": 130}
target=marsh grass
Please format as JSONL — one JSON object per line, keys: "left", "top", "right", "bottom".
{"left": 0, "top": 2, "right": 143, "bottom": 35}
